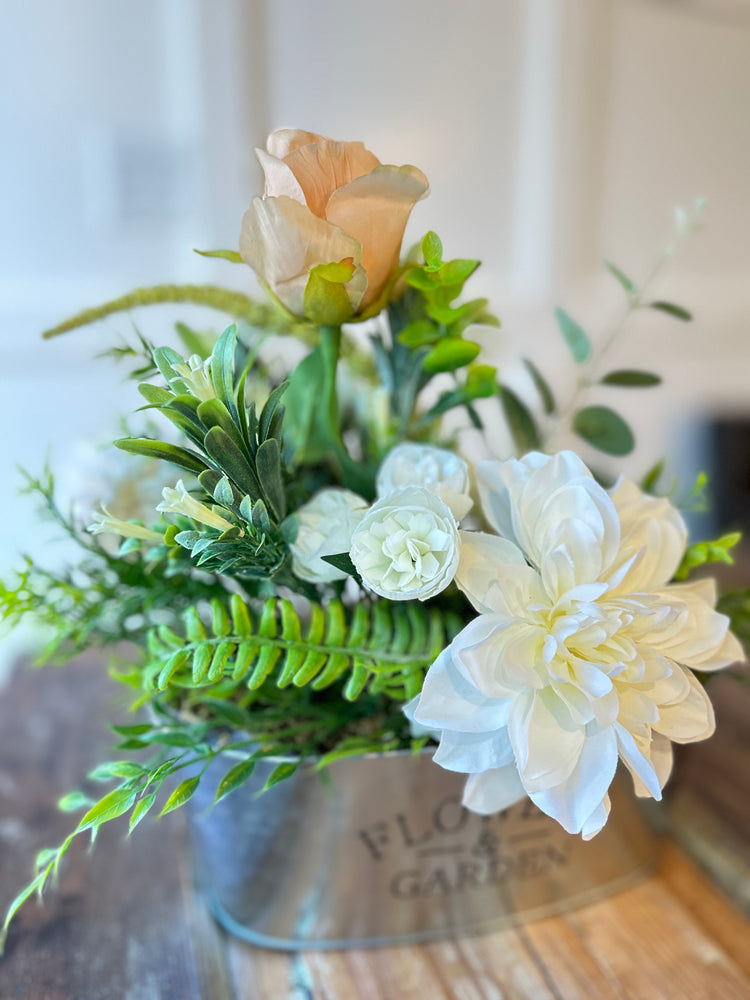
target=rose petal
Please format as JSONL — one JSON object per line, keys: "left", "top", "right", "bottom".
{"left": 326, "top": 164, "right": 429, "bottom": 307}
{"left": 283, "top": 140, "right": 382, "bottom": 218}
{"left": 239, "top": 195, "right": 367, "bottom": 316}
{"left": 255, "top": 148, "right": 306, "bottom": 203}
{"left": 266, "top": 129, "right": 331, "bottom": 159}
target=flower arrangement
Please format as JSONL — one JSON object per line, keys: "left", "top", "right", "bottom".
{"left": 2, "top": 129, "right": 748, "bottom": 946}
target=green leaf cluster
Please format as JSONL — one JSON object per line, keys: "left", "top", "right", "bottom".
{"left": 143, "top": 593, "right": 462, "bottom": 706}
{"left": 122, "top": 325, "right": 294, "bottom": 580}
{"left": 675, "top": 532, "right": 741, "bottom": 581}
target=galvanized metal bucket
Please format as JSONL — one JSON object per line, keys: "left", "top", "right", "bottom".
{"left": 186, "top": 748, "right": 658, "bottom": 950}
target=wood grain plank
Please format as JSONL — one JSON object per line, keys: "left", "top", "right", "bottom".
{"left": 0, "top": 656, "right": 206, "bottom": 1000}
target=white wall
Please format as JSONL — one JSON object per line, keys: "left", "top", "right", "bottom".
{"left": 2, "top": 0, "right": 749, "bottom": 624}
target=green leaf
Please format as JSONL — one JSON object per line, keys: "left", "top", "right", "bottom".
{"left": 498, "top": 385, "right": 541, "bottom": 453}
{"left": 255, "top": 438, "right": 285, "bottom": 519}
{"left": 262, "top": 761, "right": 299, "bottom": 791}
{"left": 555, "top": 308, "right": 591, "bottom": 363}
{"left": 465, "top": 364, "right": 497, "bottom": 399}
{"left": 641, "top": 460, "right": 665, "bottom": 493}
{"left": 436, "top": 259, "right": 479, "bottom": 286}
{"left": 303, "top": 262, "right": 355, "bottom": 325}
{"left": 648, "top": 301, "right": 692, "bottom": 322}
{"left": 397, "top": 320, "right": 440, "bottom": 348}
{"left": 159, "top": 776, "right": 200, "bottom": 816}
{"left": 215, "top": 759, "right": 257, "bottom": 803}
{"left": 522, "top": 358, "right": 555, "bottom": 414}
{"left": 422, "top": 231, "right": 443, "bottom": 267}
{"left": 422, "top": 339, "right": 481, "bottom": 374}
{"left": 57, "top": 791, "right": 94, "bottom": 812}
{"left": 675, "top": 532, "right": 741, "bottom": 581}
{"left": 77, "top": 788, "right": 137, "bottom": 832}
{"left": 128, "top": 792, "right": 157, "bottom": 833}
{"left": 573, "top": 405, "right": 635, "bottom": 455}
{"left": 193, "top": 248, "right": 243, "bottom": 263}
{"left": 88, "top": 761, "right": 147, "bottom": 781}
{"left": 204, "top": 426, "right": 262, "bottom": 500}
{"left": 601, "top": 369, "right": 661, "bottom": 387}
{"left": 114, "top": 438, "right": 208, "bottom": 476}
{"left": 210, "top": 325, "right": 239, "bottom": 421}
{"left": 321, "top": 552, "right": 358, "bottom": 577}
{"left": 604, "top": 260, "right": 635, "bottom": 294}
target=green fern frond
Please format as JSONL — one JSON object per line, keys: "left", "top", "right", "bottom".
{"left": 145, "top": 595, "right": 462, "bottom": 704}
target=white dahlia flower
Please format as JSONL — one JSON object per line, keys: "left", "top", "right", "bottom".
{"left": 410, "top": 451, "right": 743, "bottom": 838}
{"left": 350, "top": 486, "right": 460, "bottom": 600}
{"left": 291, "top": 488, "right": 368, "bottom": 583}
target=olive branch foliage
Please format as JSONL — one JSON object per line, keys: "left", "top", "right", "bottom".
{"left": 2, "top": 213, "right": 742, "bottom": 949}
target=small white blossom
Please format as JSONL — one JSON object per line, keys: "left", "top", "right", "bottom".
{"left": 411, "top": 451, "right": 744, "bottom": 839}
{"left": 376, "top": 443, "right": 472, "bottom": 520}
{"left": 171, "top": 354, "right": 215, "bottom": 401}
{"left": 88, "top": 506, "right": 164, "bottom": 544}
{"left": 350, "top": 486, "right": 460, "bottom": 600}
{"left": 156, "top": 480, "right": 235, "bottom": 532}
{"left": 291, "top": 488, "right": 368, "bottom": 584}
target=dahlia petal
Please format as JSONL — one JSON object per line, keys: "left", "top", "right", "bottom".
{"left": 509, "top": 689, "right": 586, "bottom": 793}
{"left": 630, "top": 733, "right": 674, "bottom": 797}
{"left": 432, "top": 728, "right": 514, "bottom": 773}
{"left": 653, "top": 667, "right": 715, "bottom": 743}
{"left": 528, "top": 725, "right": 618, "bottom": 835}
{"left": 413, "top": 645, "right": 512, "bottom": 732}
{"left": 455, "top": 531, "right": 528, "bottom": 614}
{"left": 607, "top": 478, "right": 687, "bottom": 592}
{"left": 581, "top": 795, "right": 611, "bottom": 840}
{"left": 652, "top": 580, "right": 738, "bottom": 668}
{"left": 615, "top": 722, "right": 662, "bottom": 800}
{"left": 461, "top": 765, "right": 527, "bottom": 815}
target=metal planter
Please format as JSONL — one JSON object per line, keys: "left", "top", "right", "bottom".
{"left": 187, "top": 748, "right": 658, "bottom": 950}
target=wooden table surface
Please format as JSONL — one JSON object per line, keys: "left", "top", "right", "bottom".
{"left": 1, "top": 656, "right": 748, "bottom": 999}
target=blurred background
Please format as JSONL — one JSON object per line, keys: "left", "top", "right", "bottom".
{"left": 1, "top": 0, "right": 750, "bottom": 666}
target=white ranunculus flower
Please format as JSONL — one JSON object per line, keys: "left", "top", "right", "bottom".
{"left": 291, "top": 488, "right": 368, "bottom": 584}
{"left": 411, "top": 451, "right": 744, "bottom": 838}
{"left": 376, "top": 443, "right": 473, "bottom": 520}
{"left": 350, "top": 486, "right": 460, "bottom": 600}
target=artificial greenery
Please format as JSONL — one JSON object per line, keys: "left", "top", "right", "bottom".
{"left": 2, "top": 217, "right": 745, "bottom": 950}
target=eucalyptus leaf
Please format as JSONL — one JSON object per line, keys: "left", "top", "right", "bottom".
{"left": 555, "top": 308, "right": 591, "bottom": 363}
{"left": 573, "top": 405, "right": 635, "bottom": 455}
{"left": 648, "top": 301, "right": 692, "bottom": 322}
{"left": 601, "top": 369, "right": 661, "bottom": 387}
{"left": 604, "top": 260, "right": 635, "bottom": 294}
{"left": 498, "top": 385, "right": 540, "bottom": 453}
{"left": 522, "top": 358, "right": 555, "bottom": 414}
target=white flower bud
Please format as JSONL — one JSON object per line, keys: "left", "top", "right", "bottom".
{"left": 350, "top": 486, "right": 460, "bottom": 600}
{"left": 157, "top": 480, "right": 235, "bottom": 532}
{"left": 376, "top": 443, "right": 472, "bottom": 520}
{"left": 291, "top": 488, "right": 368, "bottom": 584}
